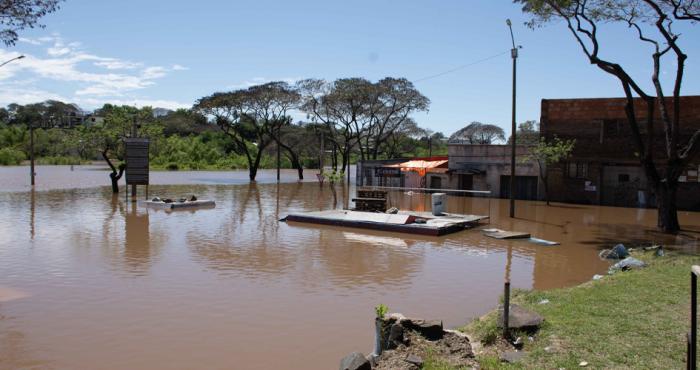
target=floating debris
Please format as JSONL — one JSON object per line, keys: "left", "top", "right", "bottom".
{"left": 482, "top": 228, "right": 531, "bottom": 239}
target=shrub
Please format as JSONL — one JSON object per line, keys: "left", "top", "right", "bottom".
{"left": 0, "top": 147, "right": 26, "bottom": 165}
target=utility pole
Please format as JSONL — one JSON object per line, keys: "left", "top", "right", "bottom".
{"left": 30, "top": 121, "right": 35, "bottom": 187}
{"left": 276, "top": 125, "right": 281, "bottom": 182}
{"left": 507, "top": 19, "right": 519, "bottom": 218}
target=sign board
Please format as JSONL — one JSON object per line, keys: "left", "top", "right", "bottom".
{"left": 584, "top": 180, "right": 597, "bottom": 192}
{"left": 375, "top": 167, "right": 401, "bottom": 178}
{"left": 124, "top": 138, "right": 149, "bottom": 185}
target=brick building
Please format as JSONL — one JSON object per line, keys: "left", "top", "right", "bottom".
{"left": 540, "top": 96, "right": 700, "bottom": 210}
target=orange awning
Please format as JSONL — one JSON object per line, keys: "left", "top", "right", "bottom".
{"left": 389, "top": 159, "right": 448, "bottom": 177}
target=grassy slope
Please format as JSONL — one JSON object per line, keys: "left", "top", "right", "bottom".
{"left": 455, "top": 251, "right": 700, "bottom": 369}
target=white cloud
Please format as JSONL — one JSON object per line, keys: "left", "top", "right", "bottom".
{"left": 18, "top": 37, "right": 43, "bottom": 45}
{"left": 94, "top": 60, "right": 142, "bottom": 70}
{"left": 227, "top": 76, "right": 299, "bottom": 90}
{"left": 0, "top": 35, "right": 187, "bottom": 108}
{"left": 47, "top": 46, "right": 71, "bottom": 56}
{"left": 0, "top": 87, "right": 70, "bottom": 106}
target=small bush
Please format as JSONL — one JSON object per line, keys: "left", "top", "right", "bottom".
{"left": 0, "top": 147, "right": 26, "bottom": 165}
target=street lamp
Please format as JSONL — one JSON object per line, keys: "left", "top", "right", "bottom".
{"left": 507, "top": 19, "right": 519, "bottom": 218}
{"left": 0, "top": 55, "right": 25, "bottom": 68}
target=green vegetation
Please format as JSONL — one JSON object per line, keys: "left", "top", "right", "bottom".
{"left": 458, "top": 251, "right": 700, "bottom": 369}
{"left": 375, "top": 304, "right": 389, "bottom": 319}
{"left": 0, "top": 147, "right": 26, "bottom": 165}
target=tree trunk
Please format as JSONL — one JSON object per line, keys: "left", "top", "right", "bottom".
{"left": 109, "top": 174, "right": 118, "bottom": 194}
{"left": 656, "top": 182, "right": 680, "bottom": 233}
{"left": 543, "top": 176, "right": 550, "bottom": 206}
{"left": 249, "top": 147, "right": 265, "bottom": 181}
{"left": 102, "top": 151, "right": 124, "bottom": 194}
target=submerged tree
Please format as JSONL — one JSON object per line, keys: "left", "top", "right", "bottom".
{"left": 516, "top": 0, "right": 700, "bottom": 232}
{"left": 522, "top": 136, "right": 576, "bottom": 205}
{"left": 194, "top": 82, "right": 300, "bottom": 181}
{"left": 449, "top": 122, "right": 506, "bottom": 144}
{"left": 0, "top": 0, "right": 63, "bottom": 46}
{"left": 88, "top": 105, "right": 160, "bottom": 193}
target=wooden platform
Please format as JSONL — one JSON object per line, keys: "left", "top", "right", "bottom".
{"left": 481, "top": 228, "right": 531, "bottom": 239}
{"left": 139, "top": 199, "right": 216, "bottom": 210}
{"left": 282, "top": 210, "right": 488, "bottom": 236}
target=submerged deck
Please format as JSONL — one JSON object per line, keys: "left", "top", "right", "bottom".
{"left": 282, "top": 210, "right": 488, "bottom": 236}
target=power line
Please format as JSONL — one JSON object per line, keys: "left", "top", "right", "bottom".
{"left": 413, "top": 50, "right": 510, "bottom": 83}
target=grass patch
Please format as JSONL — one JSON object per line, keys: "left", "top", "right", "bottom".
{"left": 458, "top": 251, "right": 700, "bottom": 369}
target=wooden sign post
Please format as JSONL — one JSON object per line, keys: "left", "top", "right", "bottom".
{"left": 124, "top": 138, "right": 150, "bottom": 201}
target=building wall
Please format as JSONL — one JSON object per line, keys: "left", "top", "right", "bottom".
{"left": 541, "top": 96, "right": 700, "bottom": 210}
{"left": 447, "top": 144, "right": 542, "bottom": 199}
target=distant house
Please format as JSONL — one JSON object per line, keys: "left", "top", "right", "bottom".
{"left": 356, "top": 156, "right": 449, "bottom": 189}
{"left": 540, "top": 96, "right": 700, "bottom": 210}
{"left": 447, "top": 144, "right": 541, "bottom": 200}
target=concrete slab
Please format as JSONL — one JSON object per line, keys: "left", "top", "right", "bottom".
{"left": 283, "top": 210, "right": 488, "bottom": 236}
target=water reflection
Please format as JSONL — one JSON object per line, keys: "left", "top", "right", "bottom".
{"left": 0, "top": 181, "right": 698, "bottom": 370}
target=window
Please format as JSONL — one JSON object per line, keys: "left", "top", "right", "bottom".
{"left": 566, "top": 162, "right": 588, "bottom": 179}
{"left": 618, "top": 174, "right": 630, "bottom": 183}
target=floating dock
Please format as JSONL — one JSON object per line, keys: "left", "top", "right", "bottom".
{"left": 282, "top": 210, "right": 488, "bottom": 236}
{"left": 139, "top": 199, "right": 216, "bottom": 210}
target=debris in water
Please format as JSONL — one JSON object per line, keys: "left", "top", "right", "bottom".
{"left": 529, "top": 237, "right": 560, "bottom": 246}
{"left": 599, "top": 244, "right": 629, "bottom": 259}
{"left": 482, "top": 228, "right": 531, "bottom": 239}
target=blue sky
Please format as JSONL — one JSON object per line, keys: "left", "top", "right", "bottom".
{"left": 1, "top": 0, "right": 699, "bottom": 135}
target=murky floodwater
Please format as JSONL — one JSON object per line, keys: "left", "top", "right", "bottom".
{"left": 1, "top": 166, "right": 698, "bottom": 370}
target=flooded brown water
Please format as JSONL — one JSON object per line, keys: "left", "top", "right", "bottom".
{"left": 0, "top": 165, "right": 699, "bottom": 370}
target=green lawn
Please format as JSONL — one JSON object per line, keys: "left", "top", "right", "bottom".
{"left": 459, "top": 251, "right": 700, "bottom": 369}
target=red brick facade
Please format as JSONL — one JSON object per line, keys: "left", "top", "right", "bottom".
{"left": 540, "top": 96, "right": 700, "bottom": 210}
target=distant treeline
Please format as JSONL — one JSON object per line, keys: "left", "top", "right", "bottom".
{"left": 0, "top": 81, "right": 449, "bottom": 185}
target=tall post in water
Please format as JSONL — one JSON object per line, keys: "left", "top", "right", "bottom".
{"left": 507, "top": 19, "right": 518, "bottom": 218}
{"left": 319, "top": 131, "right": 325, "bottom": 175}
{"left": 276, "top": 125, "right": 281, "bottom": 182}
{"left": 30, "top": 121, "right": 35, "bottom": 187}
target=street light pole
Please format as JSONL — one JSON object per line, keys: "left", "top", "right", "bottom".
{"left": 0, "top": 55, "right": 25, "bottom": 68}
{"left": 507, "top": 19, "right": 518, "bottom": 219}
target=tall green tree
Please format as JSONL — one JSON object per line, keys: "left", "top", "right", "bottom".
{"left": 449, "top": 122, "right": 506, "bottom": 144}
{"left": 508, "top": 120, "right": 540, "bottom": 145}
{"left": 194, "top": 82, "right": 300, "bottom": 181}
{"left": 516, "top": 0, "right": 700, "bottom": 232}
{"left": 88, "top": 105, "right": 161, "bottom": 193}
